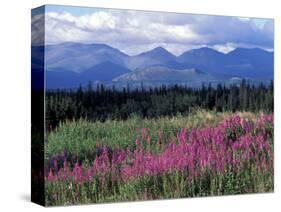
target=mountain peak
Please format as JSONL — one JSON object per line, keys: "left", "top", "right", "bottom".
{"left": 151, "top": 46, "right": 169, "bottom": 52}
{"left": 137, "top": 47, "right": 175, "bottom": 57}
{"left": 193, "top": 47, "right": 223, "bottom": 54}
{"left": 198, "top": 47, "right": 216, "bottom": 51}
{"left": 227, "top": 47, "right": 272, "bottom": 58}
{"left": 180, "top": 47, "right": 223, "bottom": 58}
{"left": 54, "top": 42, "right": 125, "bottom": 53}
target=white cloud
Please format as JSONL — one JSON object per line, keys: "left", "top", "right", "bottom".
{"left": 78, "top": 11, "right": 117, "bottom": 30}
{"left": 211, "top": 43, "right": 236, "bottom": 53}
{"left": 31, "top": 9, "right": 274, "bottom": 55}
{"left": 31, "top": 13, "right": 45, "bottom": 45}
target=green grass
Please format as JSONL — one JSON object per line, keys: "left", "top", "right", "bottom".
{"left": 45, "top": 166, "right": 273, "bottom": 206}
{"left": 46, "top": 110, "right": 239, "bottom": 161}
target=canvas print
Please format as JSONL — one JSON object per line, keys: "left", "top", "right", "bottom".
{"left": 31, "top": 5, "right": 274, "bottom": 206}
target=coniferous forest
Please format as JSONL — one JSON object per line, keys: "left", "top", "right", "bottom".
{"left": 46, "top": 80, "right": 273, "bottom": 130}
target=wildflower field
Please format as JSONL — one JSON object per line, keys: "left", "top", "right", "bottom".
{"left": 44, "top": 111, "right": 273, "bottom": 205}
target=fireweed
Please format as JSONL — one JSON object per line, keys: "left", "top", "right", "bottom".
{"left": 45, "top": 114, "right": 273, "bottom": 205}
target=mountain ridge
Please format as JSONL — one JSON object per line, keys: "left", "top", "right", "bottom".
{"left": 31, "top": 43, "right": 274, "bottom": 89}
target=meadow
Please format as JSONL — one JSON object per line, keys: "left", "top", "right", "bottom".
{"left": 45, "top": 111, "right": 273, "bottom": 205}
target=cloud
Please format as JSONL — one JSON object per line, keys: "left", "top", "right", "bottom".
{"left": 31, "top": 13, "right": 45, "bottom": 45}
{"left": 189, "top": 16, "right": 273, "bottom": 48}
{"left": 31, "top": 8, "right": 274, "bottom": 55}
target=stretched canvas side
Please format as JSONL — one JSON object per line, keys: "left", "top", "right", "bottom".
{"left": 31, "top": 5, "right": 46, "bottom": 206}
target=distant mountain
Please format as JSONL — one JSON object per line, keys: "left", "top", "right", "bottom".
{"left": 46, "top": 70, "right": 79, "bottom": 89}
{"left": 45, "top": 42, "right": 129, "bottom": 73}
{"left": 31, "top": 46, "right": 44, "bottom": 90}
{"left": 113, "top": 66, "right": 214, "bottom": 83}
{"left": 126, "top": 47, "right": 178, "bottom": 70}
{"left": 31, "top": 42, "right": 274, "bottom": 89}
{"left": 81, "top": 62, "right": 131, "bottom": 83}
{"left": 225, "top": 48, "right": 274, "bottom": 77}
{"left": 178, "top": 47, "right": 273, "bottom": 78}
{"left": 31, "top": 45, "right": 44, "bottom": 70}
{"left": 46, "top": 62, "right": 131, "bottom": 89}
{"left": 178, "top": 47, "right": 227, "bottom": 73}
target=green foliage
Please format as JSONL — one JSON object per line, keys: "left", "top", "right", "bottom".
{"left": 45, "top": 80, "right": 274, "bottom": 130}
{"left": 46, "top": 110, "right": 229, "bottom": 161}
{"left": 45, "top": 167, "right": 273, "bottom": 206}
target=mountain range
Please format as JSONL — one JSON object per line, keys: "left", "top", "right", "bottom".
{"left": 31, "top": 42, "right": 274, "bottom": 89}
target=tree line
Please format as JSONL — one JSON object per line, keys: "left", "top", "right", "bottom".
{"left": 46, "top": 80, "right": 273, "bottom": 130}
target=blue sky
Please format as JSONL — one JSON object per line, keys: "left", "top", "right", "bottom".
{"left": 32, "top": 5, "right": 274, "bottom": 55}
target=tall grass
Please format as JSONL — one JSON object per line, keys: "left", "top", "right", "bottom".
{"left": 46, "top": 110, "right": 256, "bottom": 162}
{"left": 45, "top": 112, "right": 273, "bottom": 206}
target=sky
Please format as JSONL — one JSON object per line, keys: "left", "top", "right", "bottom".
{"left": 31, "top": 5, "right": 274, "bottom": 56}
